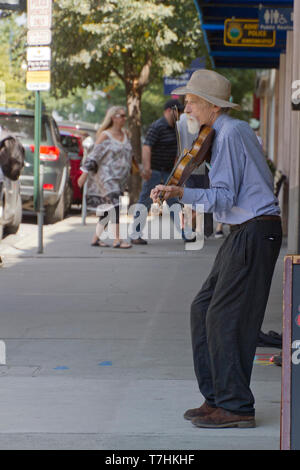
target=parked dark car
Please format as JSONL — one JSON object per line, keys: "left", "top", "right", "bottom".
{"left": 0, "top": 108, "right": 72, "bottom": 224}
{"left": 59, "top": 129, "right": 85, "bottom": 204}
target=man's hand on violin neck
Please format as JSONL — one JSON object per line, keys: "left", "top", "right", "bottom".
{"left": 150, "top": 185, "right": 184, "bottom": 202}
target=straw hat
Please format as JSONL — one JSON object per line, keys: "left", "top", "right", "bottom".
{"left": 172, "top": 69, "right": 240, "bottom": 110}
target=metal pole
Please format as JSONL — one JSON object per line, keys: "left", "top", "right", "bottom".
{"left": 33, "top": 90, "right": 41, "bottom": 211}
{"left": 81, "top": 136, "right": 94, "bottom": 225}
{"left": 33, "top": 90, "right": 43, "bottom": 253}
{"left": 81, "top": 181, "right": 87, "bottom": 225}
{"left": 81, "top": 145, "right": 88, "bottom": 226}
{"left": 37, "top": 164, "right": 44, "bottom": 254}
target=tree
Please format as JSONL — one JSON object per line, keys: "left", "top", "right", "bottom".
{"left": 0, "top": 14, "right": 31, "bottom": 108}
{"left": 51, "top": 0, "right": 207, "bottom": 197}
{"left": 217, "top": 68, "right": 256, "bottom": 122}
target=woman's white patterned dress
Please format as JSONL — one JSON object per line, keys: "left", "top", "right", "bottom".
{"left": 81, "top": 129, "right": 132, "bottom": 211}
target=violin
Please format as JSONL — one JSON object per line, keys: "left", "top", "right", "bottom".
{"left": 159, "top": 124, "right": 215, "bottom": 202}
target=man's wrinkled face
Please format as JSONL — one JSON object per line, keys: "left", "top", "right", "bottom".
{"left": 184, "top": 94, "right": 216, "bottom": 129}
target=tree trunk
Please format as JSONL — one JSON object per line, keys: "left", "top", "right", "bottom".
{"left": 124, "top": 58, "right": 151, "bottom": 204}
{"left": 126, "top": 80, "right": 142, "bottom": 204}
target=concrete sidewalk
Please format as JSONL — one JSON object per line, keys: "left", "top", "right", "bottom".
{"left": 0, "top": 214, "right": 286, "bottom": 450}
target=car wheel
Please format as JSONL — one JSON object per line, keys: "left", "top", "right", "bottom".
{"left": 64, "top": 180, "right": 73, "bottom": 216}
{"left": 44, "top": 181, "right": 72, "bottom": 224}
{"left": 45, "top": 193, "right": 64, "bottom": 224}
{"left": 4, "top": 193, "right": 22, "bottom": 235}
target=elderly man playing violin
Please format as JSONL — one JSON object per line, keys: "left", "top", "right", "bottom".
{"left": 151, "top": 69, "right": 282, "bottom": 429}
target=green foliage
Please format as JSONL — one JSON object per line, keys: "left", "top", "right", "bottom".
{"left": 216, "top": 68, "right": 256, "bottom": 122}
{"left": 42, "top": 80, "right": 127, "bottom": 124}
{"left": 52, "top": 0, "right": 206, "bottom": 93}
{"left": 4, "top": 2, "right": 256, "bottom": 146}
{"left": 0, "top": 14, "right": 31, "bottom": 109}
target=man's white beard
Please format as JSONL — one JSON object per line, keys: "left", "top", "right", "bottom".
{"left": 186, "top": 115, "right": 201, "bottom": 135}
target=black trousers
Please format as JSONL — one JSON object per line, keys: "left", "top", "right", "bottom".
{"left": 190, "top": 218, "right": 282, "bottom": 416}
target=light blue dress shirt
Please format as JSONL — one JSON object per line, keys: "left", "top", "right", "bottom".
{"left": 180, "top": 113, "right": 280, "bottom": 224}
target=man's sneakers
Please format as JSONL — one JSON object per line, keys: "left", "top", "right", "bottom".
{"left": 214, "top": 230, "right": 224, "bottom": 239}
{"left": 130, "top": 237, "right": 148, "bottom": 245}
{"left": 185, "top": 403, "right": 256, "bottom": 428}
{"left": 182, "top": 229, "right": 196, "bottom": 243}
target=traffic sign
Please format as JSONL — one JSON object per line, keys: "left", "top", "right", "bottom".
{"left": 224, "top": 19, "right": 276, "bottom": 47}
{"left": 27, "top": 61, "right": 50, "bottom": 71}
{"left": 259, "top": 7, "right": 293, "bottom": 31}
{"left": 26, "top": 70, "right": 50, "bottom": 91}
{"left": 27, "top": 0, "right": 52, "bottom": 30}
{"left": 27, "top": 45, "right": 51, "bottom": 61}
{"left": 27, "top": 46, "right": 51, "bottom": 74}
{"left": 27, "top": 29, "right": 52, "bottom": 46}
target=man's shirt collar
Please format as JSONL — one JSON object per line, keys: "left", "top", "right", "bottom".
{"left": 212, "top": 113, "right": 229, "bottom": 133}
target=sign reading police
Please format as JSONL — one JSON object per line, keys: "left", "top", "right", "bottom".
{"left": 224, "top": 18, "right": 276, "bottom": 47}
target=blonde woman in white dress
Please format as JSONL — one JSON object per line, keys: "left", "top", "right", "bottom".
{"left": 78, "top": 106, "right": 132, "bottom": 248}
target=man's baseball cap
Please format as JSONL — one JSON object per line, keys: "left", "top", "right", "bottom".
{"left": 164, "top": 99, "right": 184, "bottom": 112}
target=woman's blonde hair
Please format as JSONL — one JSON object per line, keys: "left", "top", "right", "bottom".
{"left": 96, "top": 105, "right": 126, "bottom": 138}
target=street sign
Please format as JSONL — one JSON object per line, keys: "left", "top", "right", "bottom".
{"left": 27, "top": 46, "right": 51, "bottom": 71}
{"left": 259, "top": 7, "right": 293, "bottom": 31}
{"left": 26, "top": 70, "right": 50, "bottom": 91}
{"left": 26, "top": 2, "right": 53, "bottom": 253}
{"left": 224, "top": 19, "right": 276, "bottom": 47}
{"left": 27, "top": 61, "right": 50, "bottom": 71}
{"left": 27, "top": 45, "right": 51, "bottom": 61}
{"left": 27, "top": 0, "right": 52, "bottom": 30}
{"left": 27, "top": 29, "right": 52, "bottom": 46}
{"left": 164, "top": 71, "right": 192, "bottom": 96}
{"left": 164, "top": 58, "right": 205, "bottom": 95}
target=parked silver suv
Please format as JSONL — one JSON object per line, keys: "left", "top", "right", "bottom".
{"left": 0, "top": 177, "right": 22, "bottom": 240}
{"left": 0, "top": 108, "right": 72, "bottom": 224}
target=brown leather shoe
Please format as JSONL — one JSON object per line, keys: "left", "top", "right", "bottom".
{"left": 192, "top": 407, "right": 256, "bottom": 428}
{"left": 184, "top": 402, "right": 216, "bottom": 421}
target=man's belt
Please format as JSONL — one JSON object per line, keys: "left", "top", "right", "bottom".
{"left": 229, "top": 215, "right": 281, "bottom": 232}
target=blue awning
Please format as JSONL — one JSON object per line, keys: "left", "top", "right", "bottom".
{"left": 194, "top": 0, "right": 293, "bottom": 68}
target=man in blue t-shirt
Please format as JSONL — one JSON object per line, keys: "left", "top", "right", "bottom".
{"left": 131, "top": 99, "right": 184, "bottom": 245}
